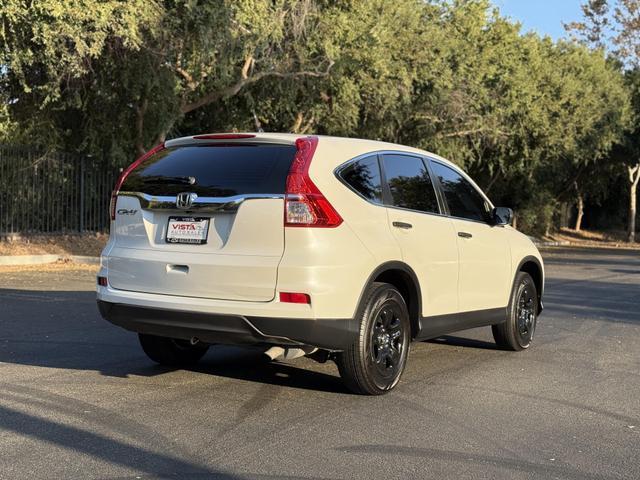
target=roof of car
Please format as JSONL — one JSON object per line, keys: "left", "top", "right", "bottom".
{"left": 163, "top": 132, "right": 492, "bottom": 204}
{"left": 165, "top": 132, "right": 456, "bottom": 169}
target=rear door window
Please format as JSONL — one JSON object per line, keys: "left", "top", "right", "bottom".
{"left": 338, "top": 155, "right": 383, "bottom": 203}
{"left": 430, "top": 161, "right": 490, "bottom": 222}
{"left": 122, "top": 144, "right": 297, "bottom": 197}
{"left": 381, "top": 154, "right": 440, "bottom": 214}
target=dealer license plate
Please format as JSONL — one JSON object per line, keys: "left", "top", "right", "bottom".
{"left": 166, "top": 216, "right": 209, "bottom": 244}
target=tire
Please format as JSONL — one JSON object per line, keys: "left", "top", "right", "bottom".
{"left": 492, "top": 271, "right": 538, "bottom": 351}
{"left": 138, "top": 333, "right": 209, "bottom": 367}
{"left": 337, "top": 282, "right": 411, "bottom": 395}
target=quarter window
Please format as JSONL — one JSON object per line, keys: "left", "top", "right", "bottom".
{"left": 382, "top": 154, "right": 439, "bottom": 214}
{"left": 339, "top": 155, "right": 383, "bottom": 203}
{"left": 430, "top": 162, "right": 490, "bottom": 222}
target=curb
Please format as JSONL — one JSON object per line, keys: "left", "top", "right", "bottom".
{"left": 0, "top": 255, "right": 100, "bottom": 266}
{"left": 527, "top": 236, "right": 571, "bottom": 248}
{"left": 533, "top": 241, "right": 571, "bottom": 247}
{"left": 69, "top": 255, "right": 101, "bottom": 265}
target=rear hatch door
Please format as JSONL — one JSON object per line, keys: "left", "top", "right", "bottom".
{"left": 108, "top": 141, "right": 296, "bottom": 302}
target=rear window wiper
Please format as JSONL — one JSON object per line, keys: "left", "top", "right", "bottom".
{"left": 141, "top": 175, "right": 196, "bottom": 185}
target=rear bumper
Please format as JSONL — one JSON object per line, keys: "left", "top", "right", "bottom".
{"left": 97, "top": 300, "right": 356, "bottom": 351}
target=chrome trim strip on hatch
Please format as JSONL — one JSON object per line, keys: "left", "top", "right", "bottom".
{"left": 118, "top": 191, "right": 284, "bottom": 213}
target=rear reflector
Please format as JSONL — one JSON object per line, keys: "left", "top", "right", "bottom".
{"left": 284, "top": 136, "right": 342, "bottom": 228}
{"left": 192, "top": 133, "right": 256, "bottom": 140}
{"left": 97, "top": 276, "right": 108, "bottom": 287}
{"left": 110, "top": 142, "right": 165, "bottom": 220}
{"left": 279, "top": 292, "right": 311, "bottom": 304}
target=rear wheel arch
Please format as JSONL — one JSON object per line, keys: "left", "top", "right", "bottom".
{"left": 357, "top": 261, "right": 422, "bottom": 339}
{"left": 516, "top": 256, "right": 544, "bottom": 313}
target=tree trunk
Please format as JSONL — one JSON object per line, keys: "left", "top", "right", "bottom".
{"left": 574, "top": 191, "right": 584, "bottom": 232}
{"left": 152, "top": 118, "right": 177, "bottom": 148}
{"left": 484, "top": 170, "right": 500, "bottom": 194}
{"left": 135, "top": 97, "right": 148, "bottom": 157}
{"left": 559, "top": 202, "right": 571, "bottom": 229}
{"left": 628, "top": 163, "right": 640, "bottom": 243}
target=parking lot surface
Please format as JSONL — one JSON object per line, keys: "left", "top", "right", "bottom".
{"left": 0, "top": 247, "right": 638, "bottom": 479}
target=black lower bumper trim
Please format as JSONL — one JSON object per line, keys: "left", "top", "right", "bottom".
{"left": 97, "top": 301, "right": 356, "bottom": 351}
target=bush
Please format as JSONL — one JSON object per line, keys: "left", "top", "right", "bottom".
{"left": 515, "top": 194, "right": 557, "bottom": 237}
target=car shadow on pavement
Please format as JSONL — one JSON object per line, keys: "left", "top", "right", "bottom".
{"left": 193, "top": 348, "right": 349, "bottom": 394}
{"left": 0, "top": 288, "right": 348, "bottom": 394}
{"left": 426, "top": 335, "right": 500, "bottom": 350}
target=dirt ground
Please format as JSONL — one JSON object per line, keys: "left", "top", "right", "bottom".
{"left": 547, "top": 227, "right": 640, "bottom": 250}
{"left": 0, "top": 234, "right": 107, "bottom": 256}
{"left": 0, "top": 261, "right": 99, "bottom": 284}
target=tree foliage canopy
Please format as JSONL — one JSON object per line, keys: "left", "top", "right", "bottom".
{"left": 567, "top": 0, "right": 640, "bottom": 240}
{"left": 0, "top": 0, "right": 635, "bottom": 235}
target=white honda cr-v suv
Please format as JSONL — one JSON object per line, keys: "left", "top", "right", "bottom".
{"left": 97, "top": 133, "right": 544, "bottom": 395}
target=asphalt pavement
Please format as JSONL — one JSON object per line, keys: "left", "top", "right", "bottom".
{"left": 0, "top": 247, "right": 638, "bottom": 479}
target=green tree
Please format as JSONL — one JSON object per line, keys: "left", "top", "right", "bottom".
{"left": 0, "top": 0, "right": 633, "bottom": 239}
{"left": 568, "top": 0, "right": 640, "bottom": 241}
{"left": 1, "top": 0, "right": 427, "bottom": 160}
{"left": 0, "top": 0, "right": 159, "bottom": 147}
{"left": 541, "top": 41, "right": 630, "bottom": 232}
{"left": 401, "top": 1, "right": 629, "bottom": 235}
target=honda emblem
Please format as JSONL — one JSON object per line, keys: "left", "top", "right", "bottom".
{"left": 176, "top": 192, "right": 198, "bottom": 209}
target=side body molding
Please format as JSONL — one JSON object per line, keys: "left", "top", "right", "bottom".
{"left": 416, "top": 308, "right": 508, "bottom": 341}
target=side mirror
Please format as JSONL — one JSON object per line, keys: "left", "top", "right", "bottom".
{"left": 491, "top": 207, "right": 513, "bottom": 226}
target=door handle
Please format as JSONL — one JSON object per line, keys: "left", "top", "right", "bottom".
{"left": 392, "top": 221, "right": 413, "bottom": 230}
{"left": 458, "top": 231, "right": 473, "bottom": 239}
{"left": 166, "top": 264, "right": 189, "bottom": 274}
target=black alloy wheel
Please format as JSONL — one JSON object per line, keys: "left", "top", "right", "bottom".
{"left": 492, "top": 271, "right": 538, "bottom": 351}
{"left": 516, "top": 282, "right": 537, "bottom": 345}
{"left": 338, "top": 282, "right": 411, "bottom": 395}
{"left": 368, "top": 302, "right": 407, "bottom": 386}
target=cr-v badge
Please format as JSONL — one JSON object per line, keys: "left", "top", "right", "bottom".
{"left": 176, "top": 192, "right": 198, "bottom": 209}
{"left": 117, "top": 208, "right": 138, "bottom": 215}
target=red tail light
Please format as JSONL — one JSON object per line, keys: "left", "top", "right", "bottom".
{"left": 110, "top": 143, "right": 165, "bottom": 220}
{"left": 284, "top": 136, "right": 342, "bottom": 228}
{"left": 279, "top": 292, "right": 311, "bottom": 304}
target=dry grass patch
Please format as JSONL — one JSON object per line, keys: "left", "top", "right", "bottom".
{"left": 0, "top": 234, "right": 107, "bottom": 256}
{"left": 0, "top": 260, "right": 100, "bottom": 274}
{"left": 547, "top": 228, "right": 640, "bottom": 250}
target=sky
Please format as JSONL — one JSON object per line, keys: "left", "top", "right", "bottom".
{"left": 491, "top": 0, "right": 585, "bottom": 40}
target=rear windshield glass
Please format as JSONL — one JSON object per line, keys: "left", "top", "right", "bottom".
{"left": 122, "top": 144, "right": 297, "bottom": 197}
